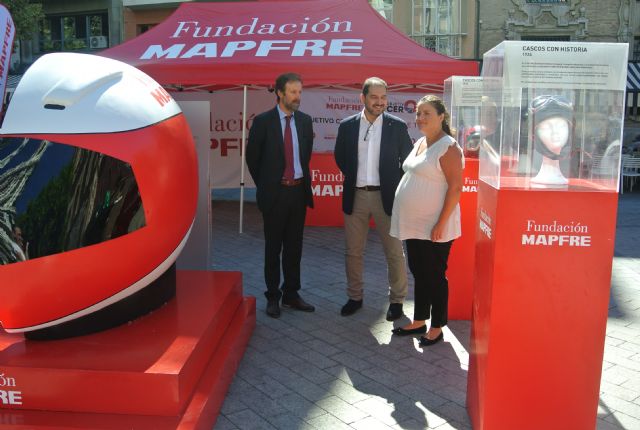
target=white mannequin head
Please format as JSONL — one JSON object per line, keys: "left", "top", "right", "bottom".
{"left": 528, "top": 95, "right": 574, "bottom": 187}
{"left": 535, "top": 116, "right": 570, "bottom": 155}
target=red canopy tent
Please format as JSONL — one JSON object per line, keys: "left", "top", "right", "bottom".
{"left": 102, "top": 0, "right": 477, "bottom": 91}
{"left": 101, "top": 0, "right": 478, "bottom": 231}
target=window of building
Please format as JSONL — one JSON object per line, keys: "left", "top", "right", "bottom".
{"left": 41, "top": 12, "right": 109, "bottom": 52}
{"left": 411, "top": 0, "right": 463, "bottom": 58}
{"left": 370, "top": 0, "right": 394, "bottom": 22}
{"left": 634, "top": 36, "right": 640, "bottom": 61}
{"left": 137, "top": 24, "right": 156, "bottom": 36}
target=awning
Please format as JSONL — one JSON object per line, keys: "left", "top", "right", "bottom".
{"left": 627, "top": 62, "right": 640, "bottom": 92}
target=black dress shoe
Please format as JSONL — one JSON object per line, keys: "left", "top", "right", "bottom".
{"left": 419, "top": 331, "right": 444, "bottom": 346}
{"left": 282, "top": 296, "right": 315, "bottom": 312}
{"left": 386, "top": 303, "right": 403, "bottom": 321}
{"left": 391, "top": 325, "right": 427, "bottom": 336}
{"left": 266, "top": 299, "right": 281, "bottom": 318}
{"left": 341, "top": 299, "right": 363, "bottom": 316}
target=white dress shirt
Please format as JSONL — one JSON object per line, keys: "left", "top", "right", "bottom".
{"left": 356, "top": 110, "right": 383, "bottom": 187}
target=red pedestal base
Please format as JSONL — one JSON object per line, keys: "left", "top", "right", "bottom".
{"left": 0, "top": 270, "right": 256, "bottom": 429}
{"left": 466, "top": 183, "right": 617, "bottom": 430}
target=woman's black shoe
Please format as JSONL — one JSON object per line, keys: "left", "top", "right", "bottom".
{"left": 419, "top": 331, "right": 444, "bottom": 346}
{"left": 391, "top": 325, "right": 427, "bottom": 336}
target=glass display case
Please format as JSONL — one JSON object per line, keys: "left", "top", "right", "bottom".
{"left": 479, "top": 41, "right": 628, "bottom": 191}
{"left": 443, "top": 76, "right": 483, "bottom": 158}
{"left": 442, "top": 75, "right": 481, "bottom": 320}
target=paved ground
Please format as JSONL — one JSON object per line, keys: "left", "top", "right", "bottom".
{"left": 210, "top": 188, "right": 640, "bottom": 430}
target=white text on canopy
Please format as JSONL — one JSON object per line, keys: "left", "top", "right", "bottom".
{"left": 141, "top": 17, "right": 362, "bottom": 59}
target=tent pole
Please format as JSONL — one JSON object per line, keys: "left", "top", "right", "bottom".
{"left": 239, "top": 85, "right": 248, "bottom": 234}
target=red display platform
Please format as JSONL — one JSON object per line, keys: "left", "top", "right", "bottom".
{"left": 0, "top": 271, "right": 255, "bottom": 429}
{"left": 447, "top": 158, "right": 478, "bottom": 320}
{"left": 467, "top": 182, "right": 617, "bottom": 430}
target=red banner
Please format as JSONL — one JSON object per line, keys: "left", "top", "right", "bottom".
{"left": 0, "top": 4, "right": 14, "bottom": 120}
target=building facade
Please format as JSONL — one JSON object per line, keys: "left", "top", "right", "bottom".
{"left": 11, "top": 0, "right": 249, "bottom": 72}
{"left": 122, "top": 0, "right": 247, "bottom": 41}
{"left": 479, "top": 1, "right": 635, "bottom": 59}
{"left": 370, "top": 0, "right": 478, "bottom": 59}
{"left": 371, "top": 1, "right": 637, "bottom": 61}
{"left": 35, "top": 0, "right": 123, "bottom": 56}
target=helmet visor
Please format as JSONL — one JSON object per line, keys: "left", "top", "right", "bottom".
{"left": 0, "top": 137, "right": 145, "bottom": 265}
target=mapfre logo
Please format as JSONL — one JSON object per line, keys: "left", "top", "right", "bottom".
{"left": 325, "top": 95, "right": 361, "bottom": 111}
{"left": 462, "top": 177, "right": 478, "bottom": 193}
{"left": 149, "top": 85, "right": 173, "bottom": 107}
{"left": 521, "top": 219, "right": 591, "bottom": 247}
{"left": 311, "top": 169, "right": 343, "bottom": 196}
{"left": 479, "top": 208, "right": 492, "bottom": 239}
{"left": 0, "top": 373, "right": 23, "bottom": 405}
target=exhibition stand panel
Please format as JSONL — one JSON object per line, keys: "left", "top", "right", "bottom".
{"left": 102, "top": 0, "right": 478, "bottom": 234}
{"left": 0, "top": 53, "right": 255, "bottom": 429}
{"left": 466, "top": 41, "right": 628, "bottom": 430}
{"left": 109, "top": 0, "right": 480, "bottom": 322}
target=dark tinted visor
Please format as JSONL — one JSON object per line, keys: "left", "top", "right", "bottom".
{"left": 0, "top": 137, "right": 145, "bottom": 265}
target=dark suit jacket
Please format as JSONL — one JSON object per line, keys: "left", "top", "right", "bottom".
{"left": 334, "top": 112, "right": 413, "bottom": 216}
{"left": 246, "top": 107, "right": 314, "bottom": 213}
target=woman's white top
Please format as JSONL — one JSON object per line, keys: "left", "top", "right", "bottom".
{"left": 390, "top": 134, "right": 464, "bottom": 242}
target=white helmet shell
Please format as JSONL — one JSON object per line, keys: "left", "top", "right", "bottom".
{"left": 1, "top": 52, "right": 181, "bottom": 134}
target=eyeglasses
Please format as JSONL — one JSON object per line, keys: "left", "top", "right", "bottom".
{"left": 529, "top": 95, "right": 573, "bottom": 112}
{"left": 364, "top": 122, "right": 374, "bottom": 142}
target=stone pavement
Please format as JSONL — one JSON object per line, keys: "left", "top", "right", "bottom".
{"left": 210, "top": 189, "right": 640, "bottom": 430}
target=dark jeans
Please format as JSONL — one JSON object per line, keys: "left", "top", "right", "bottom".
{"left": 262, "top": 184, "right": 307, "bottom": 301}
{"left": 406, "top": 239, "right": 453, "bottom": 327}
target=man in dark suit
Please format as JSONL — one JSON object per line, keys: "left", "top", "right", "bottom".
{"left": 334, "top": 77, "right": 413, "bottom": 321}
{"left": 246, "top": 72, "right": 315, "bottom": 318}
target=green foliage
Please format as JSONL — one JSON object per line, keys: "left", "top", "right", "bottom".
{"left": 3, "top": 0, "right": 44, "bottom": 41}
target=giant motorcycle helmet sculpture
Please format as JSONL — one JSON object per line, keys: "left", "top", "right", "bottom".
{"left": 0, "top": 53, "right": 197, "bottom": 339}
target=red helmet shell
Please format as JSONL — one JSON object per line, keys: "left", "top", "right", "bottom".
{"left": 0, "top": 53, "right": 197, "bottom": 333}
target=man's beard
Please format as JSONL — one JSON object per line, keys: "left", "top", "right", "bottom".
{"left": 365, "top": 104, "right": 384, "bottom": 118}
{"left": 284, "top": 99, "right": 300, "bottom": 112}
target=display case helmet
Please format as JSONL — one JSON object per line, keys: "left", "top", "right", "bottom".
{"left": 528, "top": 94, "right": 574, "bottom": 161}
{"left": 0, "top": 53, "right": 198, "bottom": 339}
{"left": 463, "top": 125, "right": 483, "bottom": 154}
{"left": 528, "top": 94, "right": 574, "bottom": 124}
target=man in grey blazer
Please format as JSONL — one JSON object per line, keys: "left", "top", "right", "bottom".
{"left": 334, "top": 77, "right": 413, "bottom": 321}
